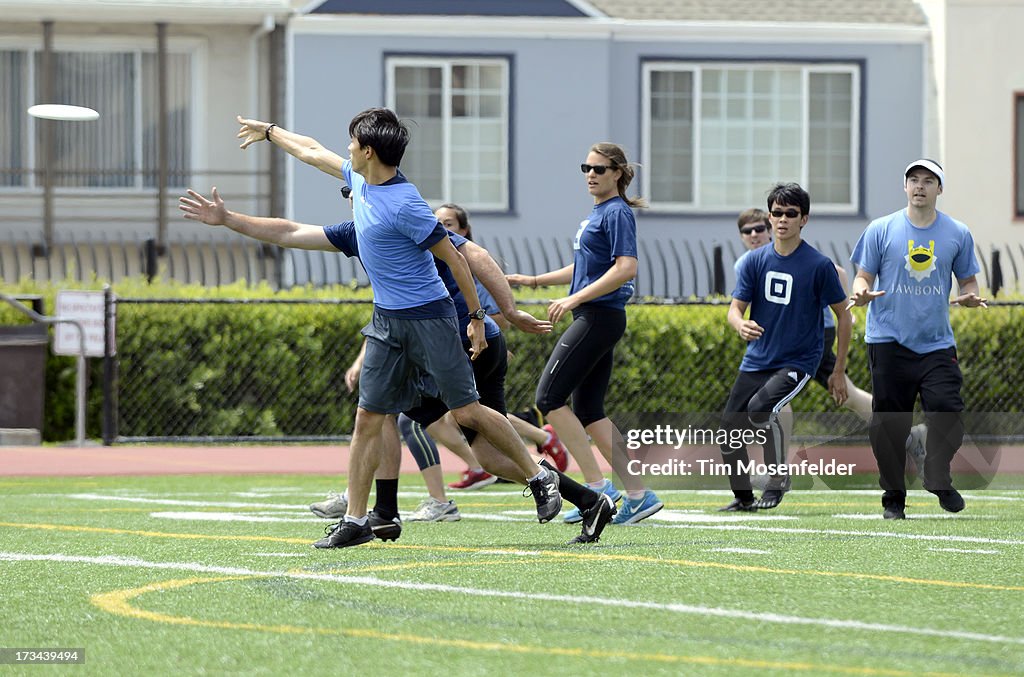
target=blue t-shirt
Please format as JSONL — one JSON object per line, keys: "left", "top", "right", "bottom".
{"left": 436, "top": 231, "right": 501, "bottom": 342}
{"left": 733, "top": 241, "right": 846, "bottom": 374}
{"left": 851, "top": 209, "right": 979, "bottom": 353}
{"left": 340, "top": 159, "right": 450, "bottom": 312}
{"left": 570, "top": 196, "right": 638, "bottom": 309}
{"left": 322, "top": 223, "right": 497, "bottom": 341}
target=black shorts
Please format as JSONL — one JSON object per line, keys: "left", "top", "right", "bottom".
{"left": 813, "top": 326, "right": 837, "bottom": 388}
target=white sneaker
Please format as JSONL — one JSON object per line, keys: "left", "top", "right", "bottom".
{"left": 906, "top": 423, "right": 928, "bottom": 477}
{"left": 309, "top": 491, "right": 347, "bottom": 519}
{"left": 406, "top": 498, "right": 461, "bottom": 522}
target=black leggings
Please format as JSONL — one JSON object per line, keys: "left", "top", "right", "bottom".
{"left": 535, "top": 306, "right": 626, "bottom": 428}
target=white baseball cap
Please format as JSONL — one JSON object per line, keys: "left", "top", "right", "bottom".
{"left": 904, "top": 159, "right": 944, "bottom": 187}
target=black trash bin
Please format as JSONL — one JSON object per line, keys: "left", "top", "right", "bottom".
{"left": 0, "top": 296, "right": 48, "bottom": 432}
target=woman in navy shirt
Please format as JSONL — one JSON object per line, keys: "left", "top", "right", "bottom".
{"left": 509, "top": 143, "right": 663, "bottom": 525}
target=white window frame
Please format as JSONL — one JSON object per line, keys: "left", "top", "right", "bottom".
{"left": 0, "top": 35, "right": 202, "bottom": 195}
{"left": 386, "top": 55, "right": 510, "bottom": 212}
{"left": 641, "top": 60, "right": 861, "bottom": 214}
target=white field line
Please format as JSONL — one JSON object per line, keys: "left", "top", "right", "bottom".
{"left": 1, "top": 551, "right": 1021, "bottom": 647}
{"left": 832, "top": 513, "right": 972, "bottom": 520}
{"left": 69, "top": 493, "right": 304, "bottom": 510}
{"left": 927, "top": 548, "right": 1001, "bottom": 555}
{"left": 65, "top": 494, "right": 1024, "bottom": 546}
{"left": 469, "top": 511, "right": 1024, "bottom": 547}
{"left": 707, "top": 548, "right": 771, "bottom": 555}
{"left": 150, "top": 512, "right": 313, "bottom": 523}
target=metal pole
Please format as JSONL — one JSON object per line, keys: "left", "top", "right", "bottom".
{"left": 101, "top": 284, "right": 117, "bottom": 445}
{"left": 157, "top": 22, "right": 169, "bottom": 250}
{"left": 38, "top": 20, "right": 55, "bottom": 257}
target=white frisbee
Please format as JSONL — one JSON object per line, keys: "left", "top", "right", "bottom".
{"left": 27, "top": 104, "right": 99, "bottom": 121}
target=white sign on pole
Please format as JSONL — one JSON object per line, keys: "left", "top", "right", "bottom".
{"left": 54, "top": 290, "right": 114, "bottom": 357}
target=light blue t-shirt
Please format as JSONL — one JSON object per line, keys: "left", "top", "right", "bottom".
{"left": 851, "top": 209, "right": 979, "bottom": 353}
{"left": 733, "top": 241, "right": 846, "bottom": 374}
{"left": 341, "top": 159, "right": 450, "bottom": 311}
{"left": 570, "top": 196, "right": 638, "bottom": 309}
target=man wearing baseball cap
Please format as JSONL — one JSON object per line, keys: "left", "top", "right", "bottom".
{"left": 848, "top": 159, "right": 987, "bottom": 519}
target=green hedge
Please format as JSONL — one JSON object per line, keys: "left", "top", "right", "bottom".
{"left": 2, "top": 279, "right": 1022, "bottom": 441}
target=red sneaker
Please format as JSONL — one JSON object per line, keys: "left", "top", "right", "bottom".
{"left": 540, "top": 424, "right": 570, "bottom": 472}
{"left": 447, "top": 467, "right": 498, "bottom": 490}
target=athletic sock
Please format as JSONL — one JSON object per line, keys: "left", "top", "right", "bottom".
{"left": 344, "top": 514, "right": 368, "bottom": 526}
{"left": 586, "top": 480, "right": 605, "bottom": 490}
{"left": 626, "top": 490, "right": 646, "bottom": 501}
{"left": 539, "top": 459, "right": 598, "bottom": 510}
{"left": 373, "top": 478, "right": 400, "bottom": 520}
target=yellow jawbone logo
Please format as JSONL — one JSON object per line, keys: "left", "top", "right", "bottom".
{"left": 904, "top": 239, "right": 937, "bottom": 281}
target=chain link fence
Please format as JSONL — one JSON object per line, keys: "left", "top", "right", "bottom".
{"left": 110, "top": 297, "right": 1024, "bottom": 444}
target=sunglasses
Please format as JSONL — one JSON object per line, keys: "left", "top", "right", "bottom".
{"left": 740, "top": 224, "right": 769, "bottom": 235}
{"left": 770, "top": 208, "right": 801, "bottom": 219}
{"left": 340, "top": 185, "right": 352, "bottom": 199}
{"left": 580, "top": 163, "right": 615, "bottom": 175}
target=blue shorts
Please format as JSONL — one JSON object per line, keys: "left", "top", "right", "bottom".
{"left": 358, "top": 309, "right": 479, "bottom": 414}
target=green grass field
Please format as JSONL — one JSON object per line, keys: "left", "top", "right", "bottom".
{"left": 1, "top": 474, "right": 1022, "bottom": 676}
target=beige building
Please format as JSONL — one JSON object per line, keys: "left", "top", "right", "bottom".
{"left": 0, "top": 0, "right": 293, "bottom": 282}
{"left": 917, "top": 0, "right": 1024, "bottom": 293}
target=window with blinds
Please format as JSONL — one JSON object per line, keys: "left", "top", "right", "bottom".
{"left": 642, "top": 61, "right": 860, "bottom": 214}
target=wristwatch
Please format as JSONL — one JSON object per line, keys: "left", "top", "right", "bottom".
{"left": 468, "top": 308, "right": 487, "bottom": 321}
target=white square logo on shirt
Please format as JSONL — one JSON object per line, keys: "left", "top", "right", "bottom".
{"left": 765, "top": 271, "right": 793, "bottom": 305}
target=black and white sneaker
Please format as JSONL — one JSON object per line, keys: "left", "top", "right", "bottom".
{"left": 525, "top": 468, "right": 562, "bottom": 523}
{"left": 368, "top": 510, "right": 403, "bottom": 541}
{"left": 756, "top": 490, "right": 785, "bottom": 510}
{"left": 718, "top": 497, "right": 757, "bottom": 512}
{"left": 312, "top": 520, "right": 375, "bottom": 549}
{"left": 569, "top": 494, "right": 616, "bottom": 544}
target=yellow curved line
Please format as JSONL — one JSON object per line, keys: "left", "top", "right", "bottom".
{"left": 90, "top": 576, "right": 950, "bottom": 677}
{"left": 3, "top": 520, "right": 1021, "bottom": 592}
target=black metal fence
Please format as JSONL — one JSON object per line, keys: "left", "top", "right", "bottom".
{"left": 4, "top": 232, "right": 1023, "bottom": 299}
{"left": 107, "top": 296, "right": 1024, "bottom": 444}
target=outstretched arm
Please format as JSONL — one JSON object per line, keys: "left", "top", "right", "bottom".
{"left": 848, "top": 269, "right": 885, "bottom": 309}
{"left": 952, "top": 275, "right": 988, "bottom": 308}
{"left": 459, "top": 241, "right": 552, "bottom": 335}
{"left": 179, "top": 187, "right": 335, "bottom": 251}
{"left": 430, "top": 237, "right": 487, "bottom": 360}
{"left": 507, "top": 264, "right": 574, "bottom": 289}
{"left": 237, "top": 116, "right": 346, "bottom": 180}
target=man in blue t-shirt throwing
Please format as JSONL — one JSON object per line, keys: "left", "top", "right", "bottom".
{"left": 719, "top": 183, "right": 851, "bottom": 512}
{"left": 849, "top": 159, "right": 987, "bottom": 519}
{"left": 180, "top": 108, "right": 563, "bottom": 548}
